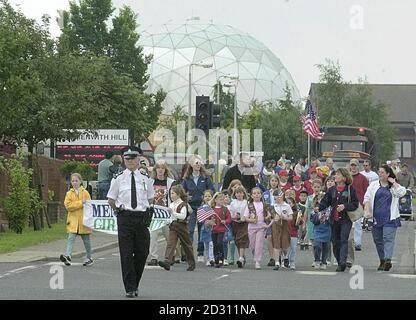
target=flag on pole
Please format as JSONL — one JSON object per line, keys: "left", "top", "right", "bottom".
{"left": 197, "top": 205, "right": 215, "bottom": 223}
{"left": 301, "top": 100, "right": 324, "bottom": 140}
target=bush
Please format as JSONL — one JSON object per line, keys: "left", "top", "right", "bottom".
{"left": 0, "top": 154, "right": 44, "bottom": 234}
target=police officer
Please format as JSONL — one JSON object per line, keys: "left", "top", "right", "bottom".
{"left": 107, "top": 146, "right": 154, "bottom": 298}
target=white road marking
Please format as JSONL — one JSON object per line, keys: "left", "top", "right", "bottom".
{"left": 144, "top": 265, "right": 164, "bottom": 270}
{"left": 212, "top": 274, "right": 229, "bottom": 281}
{"left": 296, "top": 271, "right": 338, "bottom": 276}
{"left": 8, "top": 266, "right": 37, "bottom": 273}
{"left": 388, "top": 274, "right": 416, "bottom": 279}
{"left": 44, "top": 262, "right": 83, "bottom": 266}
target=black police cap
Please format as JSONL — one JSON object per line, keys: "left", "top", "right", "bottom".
{"left": 122, "top": 146, "right": 142, "bottom": 159}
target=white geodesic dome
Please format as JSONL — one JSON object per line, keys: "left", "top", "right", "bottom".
{"left": 139, "top": 17, "right": 300, "bottom": 115}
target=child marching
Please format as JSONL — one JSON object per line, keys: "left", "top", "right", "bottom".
{"left": 243, "top": 187, "right": 272, "bottom": 269}
{"left": 229, "top": 185, "right": 249, "bottom": 268}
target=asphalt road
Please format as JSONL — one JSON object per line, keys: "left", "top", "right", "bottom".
{"left": 0, "top": 223, "right": 415, "bottom": 301}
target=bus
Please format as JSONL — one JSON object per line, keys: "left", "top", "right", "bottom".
{"left": 313, "top": 125, "right": 378, "bottom": 167}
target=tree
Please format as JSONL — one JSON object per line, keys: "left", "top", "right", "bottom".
{"left": 58, "top": 0, "right": 165, "bottom": 141}
{"left": 240, "top": 86, "right": 304, "bottom": 160}
{"left": 314, "top": 59, "right": 395, "bottom": 162}
{"left": 213, "top": 83, "right": 243, "bottom": 130}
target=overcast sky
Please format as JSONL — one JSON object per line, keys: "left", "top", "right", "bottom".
{"left": 10, "top": 0, "right": 416, "bottom": 97}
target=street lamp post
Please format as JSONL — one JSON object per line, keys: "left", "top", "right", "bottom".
{"left": 188, "top": 62, "right": 213, "bottom": 134}
{"left": 223, "top": 79, "right": 239, "bottom": 158}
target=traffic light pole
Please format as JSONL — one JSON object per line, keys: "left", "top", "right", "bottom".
{"left": 188, "top": 64, "right": 192, "bottom": 134}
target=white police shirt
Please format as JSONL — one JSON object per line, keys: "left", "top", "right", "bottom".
{"left": 107, "top": 168, "right": 154, "bottom": 212}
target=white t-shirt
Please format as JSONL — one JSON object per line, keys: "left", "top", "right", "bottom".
{"left": 360, "top": 170, "right": 379, "bottom": 184}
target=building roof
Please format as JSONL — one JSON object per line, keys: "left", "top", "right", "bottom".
{"left": 310, "top": 83, "right": 416, "bottom": 123}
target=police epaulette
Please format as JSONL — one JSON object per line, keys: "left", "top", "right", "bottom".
{"left": 139, "top": 167, "right": 149, "bottom": 177}
{"left": 113, "top": 171, "right": 124, "bottom": 179}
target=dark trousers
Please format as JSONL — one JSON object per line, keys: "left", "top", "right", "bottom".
{"left": 98, "top": 181, "right": 110, "bottom": 200}
{"left": 164, "top": 221, "right": 195, "bottom": 268}
{"left": 314, "top": 241, "right": 329, "bottom": 264}
{"left": 212, "top": 232, "right": 225, "bottom": 264}
{"left": 117, "top": 212, "right": 150, "bottom": 293}
{"left": 331, "top": 219, "right": 352, "bottom": 265}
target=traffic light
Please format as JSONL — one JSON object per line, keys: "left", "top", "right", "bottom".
{"left": 210, "top": 102, "right": 221, "bottom": 128}
{"left": 195, "top": 95, "right": 210, "bottom": 135}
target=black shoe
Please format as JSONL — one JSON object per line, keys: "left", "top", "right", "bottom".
{"left": 336, "top": 264, "right": 346, "bottom": 272}
{"left": 125, "top": 292, "right": 135, "bottom": 298}
{"left": 283, "top": 259, "right": 290, "bottom": 268}
{"left": 237, "top": 260, "right": 243, "bottom": 268}
{"left": 355, "top": 245, "right": 362, "bottom": 251}
{"left": 134, "top": 290, "right": 138, "bottom": 297}
{"left": 384, "top": 259, "right": 392, "bottom": 271}
{"left": 273, "top": 264, "right": 280, "bottom": 271}
{"left": 377, "top": 260, "right": 385, "bottom": 271}
{"left": 186, "top": 266, "right": 195, "bottom": 271}
{"left": 267, "top": 258, "right": 275, "bottom": 267}
{"left": 147, "top": 259, "right": 158, "bottom": 266}
{"left": 60, "top": 254, "right": 71, "bottom": 266}
{"left": 158, "top": 260, "right": 171, "bottom": 271}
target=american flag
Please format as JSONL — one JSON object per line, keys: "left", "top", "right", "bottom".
{"left": 300, "top": 100, "right": 324, "bottom": 140}
{"left": 197, "top": 205, "right": 215, "bottom": 223}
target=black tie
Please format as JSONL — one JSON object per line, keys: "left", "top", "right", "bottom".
{"left": 131, "top": 172, "right": 137, "bottom": 209}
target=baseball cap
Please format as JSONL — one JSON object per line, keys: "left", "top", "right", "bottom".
{"left": 278, "top": 169, "right": 288, "bottom": 177}
{"left": 350, "top": 158, "right": 359, "bottom": 166}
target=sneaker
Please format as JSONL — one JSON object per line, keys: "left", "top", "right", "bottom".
{"left": 346, "top": 262, "right": 353, "bottom": 268}
{"left": 219, "top": 260, "right": 223, "bottom": 266}
{"left": 273, "top": 262, "right": 280, "bottom": 271}
{"left": 60, "top": 254, "right": 71, "bottom": 266}
{"left": 313, "top": 261, "right": 320, "bottom": 269}
{"left": 290, "top": 264, "right": 296, "bottom": 270}
{"left": 237, "top": 260, "right": 243, "bottom": 268}
{"left": 147, "top": 259, "right": 158, "bottom": 266}
{"left": 311, "top": 261, "right": 316, "bottom": 268}
{"left": 320, "top": 263, "right": 327, "bottom": 270}
{"left": 206, "top": 260, "right": 211, "bottom": 266}
{"left": 255, "top": 262, "right": 261, "bottom": 270}
{"left": 336, "top": 264, "right": 346, "bottom": 272}
{"left": 223, "top": 259, "right": 229, "bottom": 266}
{"left": 326, "top": 260, "right": 331, "bottom": 266}
{"left": 267, "top": 258, "right": 275, "bottom": 267}
{"left": 197, "top": 256, "right": 205, "bottom": 263}
{"left": 83, "top": 258, "right": 94, "bottom": 266}
{"left": 209, "top": 260, "right": 215, "bottom": 266}
{"left": 283, "top": 259, "right": 290, "bottom": 268}
{"left": 229, "top": 260, "right": 234, "bottom": 265}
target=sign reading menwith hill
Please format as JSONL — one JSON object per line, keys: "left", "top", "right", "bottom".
{"left": 55, "top": 129, "right": 129, "bottom": 170}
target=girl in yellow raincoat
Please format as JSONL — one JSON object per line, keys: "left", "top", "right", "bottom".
{"left": 60, "top": 173, "right": 93, "bottom": 266}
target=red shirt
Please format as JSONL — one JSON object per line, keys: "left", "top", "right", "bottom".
{"left": 212, "top": 206, "right": 232, "bottom": 234}
{"left": 352, "top": 173, "right": 369, "bottom": 205}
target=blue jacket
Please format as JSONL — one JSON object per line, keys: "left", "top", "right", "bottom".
{"left": 182, "top": 175, "right": 215, "bottom": 207}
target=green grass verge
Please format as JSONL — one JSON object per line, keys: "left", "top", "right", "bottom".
{"left": 0, "top": 221, "right": 67, "bottom": 254}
